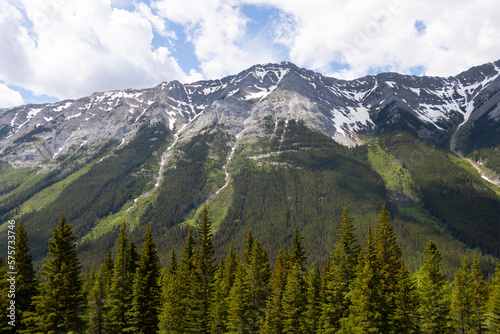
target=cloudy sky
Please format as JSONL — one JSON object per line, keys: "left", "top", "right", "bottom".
{"left": 1, "top": 0, "right": 499, "bottom": 108}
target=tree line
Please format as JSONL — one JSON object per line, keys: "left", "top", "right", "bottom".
{"left": 1, "top": 203, "right": 500, "bottom": 333}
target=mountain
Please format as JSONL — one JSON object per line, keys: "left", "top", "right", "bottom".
{"left": 1, "top": 60, "right": 500, "bottom": 274}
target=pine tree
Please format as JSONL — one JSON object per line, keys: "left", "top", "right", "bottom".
{"left": 210, "top": 258, "right": 229, "bottom": 334}
{"left": 450, "top": 257, "right": 475, "bottom": 334}
{"left": 129, "top": 223, "right": 162, "bottom": 334}
{"left": 105, "top": 222, "right": 135, "bottom": 332}
{"left": 418, "top": 240, "right": 451, "bottom": 334}
{"left": 86, "top": 250, "right": 114, "bottom": 334}
{"left": 305, "top": 262, "right": 322, "bottom": 333}
{"left": 470, "top": 252, "right": 487, "bottom": 334}
{"left": 227, "top": 263, "right": 252, "bottom": 334}
{"left": 485, "top": 263, "right": 500, "bottom": 332}
{"left": 192, "top": 205, "right": 216, "bottom": 334}
{"left": 262, "top": 247, "right": 288, "bottom": 334}
{"left": 15, "top": 221, "right": 38, "bottom": 332}
{"left": 26, "top": 213, "right": 85, "bottom": 333}
{"left": 322, "top": 203, "right": 360, "bottom": 333}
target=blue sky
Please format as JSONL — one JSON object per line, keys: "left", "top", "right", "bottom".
{"left": 1, "top": 0, "right": 500, "bottom": 108}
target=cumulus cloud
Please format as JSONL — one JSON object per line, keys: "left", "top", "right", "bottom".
{"left": 1, "top": 0, "right": 500, "bottom": 104}
{"left": 0, "top": 0, "right": 195, "bottom": 101}
{"left": 245, "top": 0, "right": 500, "bottom": 78}
{"left": 0, "top": 83, "right": 24, "bottom": 108}
{"left": 152, "top": 0, "right": 280, "bottom": 79}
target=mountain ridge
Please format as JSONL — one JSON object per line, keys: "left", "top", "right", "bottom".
{"left": 2, "top": 59, "right": 500, "bottom": 169}
{"left": 1, "top": 59, "right": 500, "bottom": 273}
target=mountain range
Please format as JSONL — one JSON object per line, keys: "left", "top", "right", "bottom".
{"left": 1, "top": 60, "right": 500, "bottom": 274}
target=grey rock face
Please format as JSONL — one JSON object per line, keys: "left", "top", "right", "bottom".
{"left": 1, "top": 60, "right": 499, "bottom": 168}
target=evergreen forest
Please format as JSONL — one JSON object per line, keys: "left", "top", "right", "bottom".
{"left": 2, "top": 203, "right": 500, "bottom": 334}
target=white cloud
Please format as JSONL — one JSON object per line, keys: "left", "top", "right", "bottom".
{"left": 0, "top": 83, "right": 24, "bottom": 108}
{"left": 0, "top": 0, "right": 196, "bottom": 101}
{"left": 245, "top": 0, "right": 500, "bottom": 78}
{"left": 153, "top": 0, "right": 279, "bottom": 79}
{"left": 1, "top": 0, "right": 500, "bottom": 105}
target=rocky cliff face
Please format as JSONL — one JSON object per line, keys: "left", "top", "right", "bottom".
{"left": 1, "top": 60, "right": 500, "bottom": 168}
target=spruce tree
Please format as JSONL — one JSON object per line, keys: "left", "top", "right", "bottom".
{"left": 192, "top": 205, "right": 216, "bottom": 334}
{"left": 470, "top": 252, "right": 487, "bottom": 334}
{"left": 262, "top": 247, "right": 288, "bottom": 334}
{"left": 105, "top": 222, "right": 135, "bottom": 332}
{"left": 245, "top": 239, "right": 272, "bottom": 332}
{"left": 289, "top": 228, "right": 307, "bottom": 271}
{"left": 167, "top": 246, "right": 178, "bottom": 275}
{"left": 15, "top": 221, "right": 38, "bottom": 332}
{"left": 282, "top": 229, "right": 308, "bottom": 333}
{"left": 418, "top": 240, "right": 451, "bottom": 334}
{"left": 322, "top": 204, "right": 360, "bottom": 333}
{"left": 86, "top": 250, "right": 114, "bottom": 334}
{"left": 210, "top": 258, "right": 229, "bottom": 334}
{"left": 450, "top": 257, "right": 475, "bottom": 334}
{"left": 227, "top": 263, "right": 252, "bottom": 334}
{"left": 485, "top": 263, "right": 500, "bottom": 332}
{"left": 159, "top": 237, "right": 193, "bottom": 334}
{"left": 129, "top": 223, "right": 162, "bottom": 334}
{"left": 282, "top": 261, "right": 308, "bottom": 333}
{"left": 224, "top": 243, "right": 239, "bottom": 291}
{"left": 305, "top": 262, "right": 322, "bottom": 333}
{"left": 0, "top": 256, "right": 12, "bottom": 333}
{"left": 27, "top": 213, "right": 85, "bottom": 333}
{"left": 242, "top": 229, "right": 254, "bottom": 266}
{"left": 347, "top": 226, "right": 380, "bottom": 334}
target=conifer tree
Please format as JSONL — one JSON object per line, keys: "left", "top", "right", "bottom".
{"left": 392, "top": 263, "right": 419, "bottom": 334}
{"left": 305, "top": 262, "right": 322, "bottom": 333}
{"left": 485, "top": 263, "right": 500, "bottom": 332}
{"left": 242, "top": 229, "right": 254, "bottom": 266}
{"left": 210, "top": 258, "right": 229, "bottom": 334}
{"left": 105, "top": 222, "right": 135, "bottom": 332}
{"left": 450, "top": 257, "right": 475, "bottom": 334}
{"left": 322, "top": 204, "right": 360, "bottom": 332}
{"left": 262, "top": 247, "right": 288, "bottom": 334}
{"left": 129, "top": 223, "right": 162, "bottom": 334}
{"left": 0, "top": 256, "right": 12, "bottom": 333}
{"left": 418, "top": 240, "right": 451, "bottom": 334}
{"left": 289, "top": 228, "right": 307, "bottom": 271}
{"left": 227, "top": 263, "right": 252, "bottom": 334}
{"left": 167, "top": 246, "right": 178, "bottom": 275}
{"left": 15, "top": 221, "right": 38, "bottom": 331}
{"left": 86, "top": 250, "right": 114, "bottom": 334}
{"left": 470, "top": 252, "right": 487, "bottom": 333}
{"left": 26, "top": 214, "right": 85, "bottom": 333}
{"left": 282, "top": 229, "right": 308, "bottom": 333}
{"left": 282, "top": 261, "right": 308, "bottom": 333}
{"left": 192, "top": 205, "right": 216, "bottom": 334}
{"left": 128, "top": 236, "right": 138, "bottom": 277}
{"left": 245, "top": 239, "right": 272, "bottom": 332}
{"left": 159, "top": 238, "right": 192, "bottom": 334}
{"left": 224, "top": 243, "right": 239, "bottom": 291}
{"left": 347, "top": 226, "right": 379, "bottom": 334}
